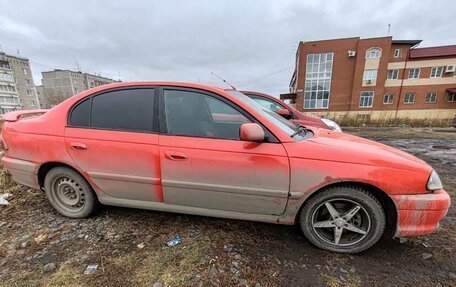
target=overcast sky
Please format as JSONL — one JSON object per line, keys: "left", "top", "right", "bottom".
{"left": 1, "top": 0, "right": 455, "bottom": 96}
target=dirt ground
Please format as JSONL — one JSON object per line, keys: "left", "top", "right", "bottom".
{"left": 0, "top": 127, "right": 455, "bottom": 287}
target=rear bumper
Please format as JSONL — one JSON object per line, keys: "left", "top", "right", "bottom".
{"left": 1, "top": 156, "right": 40, "bottom": 189}
{"left": 392, "top": 189, "right": 451, "bottom": 237}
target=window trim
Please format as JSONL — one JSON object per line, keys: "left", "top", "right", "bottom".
{"left": 365, "top": 48, "right": 382, "bottom": 59}
{"left": 408, "top": 68, "right": 420, "bottom": 79}
{"left": 425, "top": 92, "right": 437, "bottom": 104}
{"left": 404, "top": 92, "right": 416, "bottom": 104}
{"left": 67, "top": 86, "right": 159, "bottom": 134}
{"left": 394, "top": 49, "right": 402, "bottom": 58}
{"left": 383, "top": 93, "right": 394, "bottom": 104}
{"left": 387, "top": 69, "right": 399, "bottom": 80}
{"left": 359, "top": 91, "right": 374, "bottom": 108}
{"left": 430, "top": 67, "right": 444, "bottom": 78}
{"left": 158, "top": 86, "right": 279, "bottom": 143}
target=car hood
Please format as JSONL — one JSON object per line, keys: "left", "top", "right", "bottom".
{"left": 284, "top": 128, "right": 430, "bottom": 172}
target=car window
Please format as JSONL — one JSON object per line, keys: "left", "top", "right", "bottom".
{"left": 69, "top": 98, "right": 91, "bottom": 127}
{"left": 251, "top": 97, "right": 285, "bottom": 112}
{"left": 91, "top": 89, "right": 155, "bottom": 132}
{"left": 164, "top": 90, "right": 250, "bottom": 140}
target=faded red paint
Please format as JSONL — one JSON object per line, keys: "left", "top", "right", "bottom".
{"left": 0, "top": 81, "right": 451, "bottom": 238}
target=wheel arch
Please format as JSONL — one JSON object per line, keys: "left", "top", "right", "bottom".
{"left": 38, "top": 162, "right": 86, "bottom": 190}
{"left": 296, "top": 181, "right": 397, "bottom": 237}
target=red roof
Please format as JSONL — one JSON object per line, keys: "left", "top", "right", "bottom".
{"left": 409, "top": 45, "right": 456, "bottom": 59}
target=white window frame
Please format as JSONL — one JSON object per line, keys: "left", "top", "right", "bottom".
{"left": 303, "top": 52, "right": 334, "bottom": 109}
{"left": 359, "top": 91, "right": 374, "bottom": 108}
{"left": 363, "top": 70, "right": 378, "bottom": 82}
{"left": 430, "top": 67, "right": 444, "bottom": 78}
{"left": 394, "top": 49, "right": 402, "bottom": 58}
{"left": 387, "top": 69, "right": 399, "bottom": 80}
{"left": 425, "top": 92, "right": 437, "bottom": 103}
{"left": 366, "top": 48, "right": 381, "bottom": 59}
{"left": 404, "top": 92, "right": 416, "bottom": 104}
{"left": 383, "top": 93, "right": 394, "bottom": 104}
{"left": 408, "top": 68, "right": 420, "bottom": 79}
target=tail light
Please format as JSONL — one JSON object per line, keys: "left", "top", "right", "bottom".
{"left": 0, "top": 134, "right": 8, "bottom": 151}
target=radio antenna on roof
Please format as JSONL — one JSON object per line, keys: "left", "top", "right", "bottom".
{"left": 211, "top": 72, "right": 237, "bottom": 90}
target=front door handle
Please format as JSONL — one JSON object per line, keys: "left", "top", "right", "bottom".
{"left": 70, "top": 142, "right": 88, "bottom": 151}
{"left": 164, "top": 150, "right": 188, "bottom": 161}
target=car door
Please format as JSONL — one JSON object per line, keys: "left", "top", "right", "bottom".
{"left": 65, "top": 87, "right": 162, "bottom": 202}
{"left": 159, "top": 87, "right": 290, "bottom": 215}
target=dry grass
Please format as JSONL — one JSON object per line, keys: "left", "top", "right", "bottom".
{"left": 337, "top": 116, "right": 452, "bottom": 128}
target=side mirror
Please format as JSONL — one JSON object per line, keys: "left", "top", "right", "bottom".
{"left": 276, "top": 109, "right": 291, "bottom": 119}
{"left": 240, "top": 123, "right": 265, "bottom": 142}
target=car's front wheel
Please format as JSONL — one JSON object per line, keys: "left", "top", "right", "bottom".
{"left": 299, "top": 186, "right": 385, "bottom": 253}
{"left": 44, "top": 166, "right": 97, "bottom": 218}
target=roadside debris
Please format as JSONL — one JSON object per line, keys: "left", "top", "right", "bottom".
{"left": 0, "top": 193, "right": 12, "bottom": 205}
{"left": 43, "top": 263, "right": 56, "bottom": 272}
{"left": 84, "top": 263, "right": 99, "bottom": 275}
{"left": 137, "top": 242, "right": 145, "bottom": 249}
{"left": 422, "top": 253, "right": 433, "bottom": 260}
{"left": 167, "top": 236, "right": 182, "bottom": 247}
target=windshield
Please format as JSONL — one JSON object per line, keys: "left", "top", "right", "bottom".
{"left": 226, "top": 90, "right": 301, "bottom": 138}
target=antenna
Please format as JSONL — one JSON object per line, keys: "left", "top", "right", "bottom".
{"left": 17, "top": 49, "right": 20, "bottom": 56}
{"left": 211, "top": 72, "right": 237, "bottom": 90}
{"left": 75, "top": 61, "right": 81, "bottom": 72}
{"left": 387, "top": 24, "right": 391, "bottom": 36}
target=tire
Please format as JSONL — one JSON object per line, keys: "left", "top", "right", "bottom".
{"left": 299, "top": 185, "right": 385, "bottom": 253}
{"left": 44, "top": 166, "right": 97, "bottom": 218}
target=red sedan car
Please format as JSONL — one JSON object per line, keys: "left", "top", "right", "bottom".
{"left": 241, "top": 91, "right": 342, "bottom": 132}
{"left": 1, "top": 82, "right": 450, "bottom": 253}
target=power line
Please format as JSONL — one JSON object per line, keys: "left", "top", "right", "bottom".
{"left": 237, "top": 65, "right": 293, "bottom": 88}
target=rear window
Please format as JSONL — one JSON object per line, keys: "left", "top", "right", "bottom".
{"left": 69, "top": 98, "right": 90, "bottom": 127}
{"left": 69, "top": 88, "right": 155, "bottom": 132}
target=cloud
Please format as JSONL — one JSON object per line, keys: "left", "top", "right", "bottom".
{"left": 0, "top": 0, "right": 454, "bottom": 95}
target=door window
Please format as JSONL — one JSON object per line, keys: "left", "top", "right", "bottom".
{"left": 163, "top": 90, "right": 250, "bottom": 140}
{"left": 69, "top": 88, "right": 155, "bottom": 132}
{"left": 249, "top": 96, "right": 285, "bottom": 112}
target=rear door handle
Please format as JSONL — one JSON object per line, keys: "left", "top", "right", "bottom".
{"left": 70, "top": 142, "right": 88, "bottom": 151}
{"left": 164, "top": 151, "right": 188, "bottom": 161}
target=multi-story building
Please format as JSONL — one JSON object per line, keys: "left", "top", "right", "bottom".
{"left": 0, "top": 59, "right": 21, "bottom": 114}
{"left": 42, "top": 69, "right": 118, "bottom": 106}
{"left": 35, "top": 85, "right": 50, "bottom": 109}
{"left": 284, "top": 36, "right": 456, "bottom": 121}
{"left": 0, "top": 52, "right": 40, "bottom": 110}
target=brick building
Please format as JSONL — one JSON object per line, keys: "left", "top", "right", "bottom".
{"left": 284, "top": 36, "right": 456, "bottom": 121}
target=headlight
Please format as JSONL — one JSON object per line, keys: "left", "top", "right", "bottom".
{"left": 321, "top": 118, "right": 342, "bottom": 132}
{"left": 427, "top": 170, "right": 443, "bottom": 191}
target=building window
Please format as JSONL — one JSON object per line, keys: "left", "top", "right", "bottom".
{"left": 22, "top": 68, "right": 28, "bottom": 75}
{"left": 29, "top": 100, "right": 36, "bottom": 107}
{"left": 387, "top": 69, "right": 399, "bottom": 80}
{"left": 359, "top": 91, "right": 374, "bottom": 107}
{"left": 447, "top": 92, "right": 456, "bottom": 102}
{"left": 363, "top": 70, "right": 378, "bottom": 82}
{"left": 26, "top": 90, "right": 33, "bottom": 96}
{"left": 383, "top": 93, "right": 394, "bottom": 104}
{"left": 404, "top": 92, "right": 416, "bottom": 104}
{"left": 408, "top": 68, "right": 420, "bottom": 79}
{"left": 366, "top": 48, "right": 381, "bottom": 58}
{"left": 430, "top": 67, "right": 444, "bottom": 78}
{"left": 304, "top": 53, "right": 334, "bottom": 109}
{"left": 394, "top": 49, "right": 402, "bottom": 58}
{"left": 24, "top": 79, "right": 31, "bottom": 85}
{"left": 425, "top": 92, "right": 437, "bottom": 103}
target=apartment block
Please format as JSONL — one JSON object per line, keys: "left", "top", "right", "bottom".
{"left": 0, "top": 52, "right": 41, "bottom": 112}
{"left": 284, "top": 36, "right": 456, "bottom": 120}
{"left": 42, "top": 69, "right": 118, "bottom": 106}
{"left": 0, "top": 59, "right": 21, "bottom": 114}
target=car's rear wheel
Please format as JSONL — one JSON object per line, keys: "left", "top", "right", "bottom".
{"left": 44, "top": 167, "right": 97, "bottom": 218}
{"left": 299, "top": 186, "right": 385, "bottom": 253}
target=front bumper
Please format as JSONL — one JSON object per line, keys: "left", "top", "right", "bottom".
{"left": 392, "top": 189, "right": 451, "bottom": 237}
{"left": 1, "top": 156, "right": 40, "bottom": 189}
